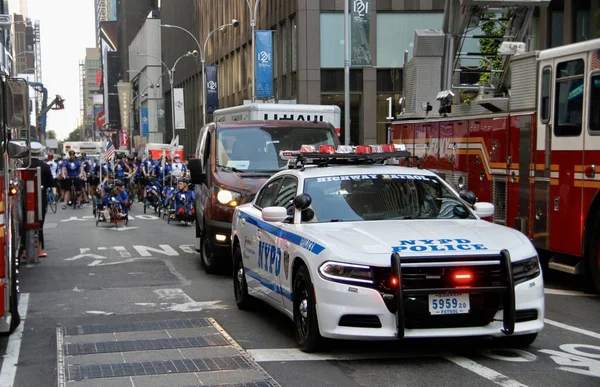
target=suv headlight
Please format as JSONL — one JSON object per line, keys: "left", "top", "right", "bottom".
{"left": 512, "top": 256, "right": 541, "bottom": 285}
{"left": 319, "top": 261, "right": 373, "bottom": 285}
{"left": 214, "top": 186, "right": 241, "bottom": 207}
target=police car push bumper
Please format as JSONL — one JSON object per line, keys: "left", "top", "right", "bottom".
{"left": 311, "top": 250, "right": 544, "bottom": 341}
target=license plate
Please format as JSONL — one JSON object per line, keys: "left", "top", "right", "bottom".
{"left": 428, "top": 293, "right": 470, "bottom": 315}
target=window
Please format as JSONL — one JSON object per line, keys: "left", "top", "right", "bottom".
{"left": 320, "top": 13, "right": 344, "bottom": 68}
{"left": 554, "top": 59, "right": 585, "bottom": 137}
{"left": 216, "top": 126, "right": 336, "bottom": 172}
{"left": 589, "top": 73, "right": 600, "bottom": 133}
{"left": 540, "top": 66, "right": 551, "bottom": 123}
{"left": 274, "top": 177, "right": 298, "bottom": 216}
{"left": 291, "top": 17, "right": 297, "bottom": 72}
{"left": 377, "top": 13, "right": 444, "bottom": 66}
{"left": 256, "top": 178, "right": 282, "bottom": 209}
{"left": 549, "top": 10, "right": 564, "bottom": 48}
{"left": 302, "top": 174, "right": 474, "bottom": 223}
{"left": 281, "top": 21, "right": 288, "bottom": 75}
{"left": 573, "top": 0, "right": 591, "bottom": 43}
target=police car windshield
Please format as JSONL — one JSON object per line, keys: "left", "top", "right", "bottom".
{"left": 216, "top": 127, "right": 335, "bottom": 172}
{"left": 302, "top": 173, "right": 474, "bottom": 222}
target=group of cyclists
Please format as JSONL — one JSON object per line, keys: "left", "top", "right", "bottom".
{"left": 44, "top": 149, "right": 195, "bottom": 222}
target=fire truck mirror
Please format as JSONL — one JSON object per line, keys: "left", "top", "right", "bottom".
{"left": 6, "top": 78, "right": 30, "bottom": 129}
{"left": 8, "top": 140, "right": 30, "bottom": 159}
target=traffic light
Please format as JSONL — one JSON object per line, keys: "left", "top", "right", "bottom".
{"left": 54, "top": 95, "right": 65, "bottom": 110}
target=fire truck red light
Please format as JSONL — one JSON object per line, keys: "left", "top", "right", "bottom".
{"left": 390, "top": 276, "right": 399, "bottom": 286}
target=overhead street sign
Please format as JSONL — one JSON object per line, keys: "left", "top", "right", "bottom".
{"left": 0, "top": 15, "right": 12, "bottom": 26}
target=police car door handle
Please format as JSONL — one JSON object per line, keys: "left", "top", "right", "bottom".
{"left": 241, "top": 218, "right": 246, "bottom": 226}
{"left": 256, "top": 230, "right": 262, "bottom": 239}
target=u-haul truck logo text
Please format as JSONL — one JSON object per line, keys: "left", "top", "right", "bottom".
{"left": 263, "top": 113, "right": 325, "bottom": 122}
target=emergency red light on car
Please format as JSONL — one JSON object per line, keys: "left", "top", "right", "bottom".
{"left": 355, "top": 145, "right": 372, "bottom": 154}
{"left": 390, "top": 276, "right": 399, "bottom": 287}
{"left": 319, "top": 145, "right": 336, "bottom": 154}
{"left": 453, "top": 272, "right": 473, "bottom": 281}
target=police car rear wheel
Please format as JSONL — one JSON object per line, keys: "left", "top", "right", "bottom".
{"left": 233, "top": 245, "right": 254, "bottom": 310}
{"left": 494, "top": 332, "right": 538, "bottom": 348}
{"left": 293, "top": 264, "right": 322, "bottom": 352}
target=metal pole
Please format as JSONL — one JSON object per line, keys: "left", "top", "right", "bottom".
{"left": 251, "top": 19, "right": 256, "bottom": 103}
{"left": 201, "top": 57, "right": 207, "bottom": 126}
{"left": 343, "top": 0, "right": 351, "bottom": 145}
{"left": 170, "top": 71, "right": 175, "bottom": 142}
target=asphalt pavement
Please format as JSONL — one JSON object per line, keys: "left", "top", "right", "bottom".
{"left": 0, "top": 200, "right": 598, "bottom": 387}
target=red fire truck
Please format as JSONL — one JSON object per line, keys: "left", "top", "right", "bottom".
{"left": 391, "top": 2, "right": 600, "bottom": 292}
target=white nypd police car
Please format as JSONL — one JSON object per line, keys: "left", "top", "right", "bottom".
{"left": 231, "top": 145, "right": 544, "bottom": 352}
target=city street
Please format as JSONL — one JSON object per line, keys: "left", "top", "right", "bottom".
{"left": 0, "top": 202, "right": 599, "bottom": 387}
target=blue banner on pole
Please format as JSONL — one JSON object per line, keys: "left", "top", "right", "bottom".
{"left": 141, "top": 107, "right": 149, "bottom": 137}
{"left": 206, "top": 65, "right": 218, "bottom": 114}
{"left": 93, "top": 105, "right": 102, "bottom": 131}
{"left": 255, "top": 30, "right": 273, "bottom": 98}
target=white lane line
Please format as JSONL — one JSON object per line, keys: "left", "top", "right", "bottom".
{"left": 545, "top": 319, "right": 600, "bottom": 340}
{"left": 247, "top": 348, "right": 440, "bottom": 362}
{"left": 444, "top": 355, "right": 528, "bottom": 387}
{"left": 544, "top": 288, "right": 597, "bottom": 297}
{"left": 0, "top": 293, "right": 30, "bottom": 387}
{"left": 113, "top": 246, "right": 132, "bottom": 258}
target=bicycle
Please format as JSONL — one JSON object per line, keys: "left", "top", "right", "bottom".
{"left": 47, "top": 189, "right": 58, "bottom": 213}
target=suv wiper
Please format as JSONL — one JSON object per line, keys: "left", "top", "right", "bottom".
{"left": 216, "top": 164, "right": 242, "bottom": 173}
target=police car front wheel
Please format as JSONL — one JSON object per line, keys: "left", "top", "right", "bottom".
{"left": 293, "top": 264, "right": 323, "bottom": 353}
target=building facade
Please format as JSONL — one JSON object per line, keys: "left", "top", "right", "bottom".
{"left": 158, "top": 0, "right": 599, "bottom": 155}
{"left": 12, "top": 14, "right": 34, "bottom": 75}
{"left": 83, "top": 48, "right": 102, "bottom": 139}
{"left": 95, "top": 0, "right": 109, "bottom": 47}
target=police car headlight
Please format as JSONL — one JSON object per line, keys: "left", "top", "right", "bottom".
{"left": 512, "top": 256, "right": 541, "bottom": 285}
{"left": 215, "top": 186, "right": 241, "bottom": 207}
{"left": 319, "top": 261, "right": 373, "bottom": 285}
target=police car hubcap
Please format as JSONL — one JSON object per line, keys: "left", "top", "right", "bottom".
{"left": 237, "top": 268, "right": 244, "bottom": 287}
{"left": 299, "top": 299, "right": 308, "bottom": 318}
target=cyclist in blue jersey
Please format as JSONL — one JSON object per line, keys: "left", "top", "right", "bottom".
{"left": 62, "top": 150, "right": 84, "bottom": 209}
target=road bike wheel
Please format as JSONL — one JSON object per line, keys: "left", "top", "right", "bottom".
{"left": 49, "top": 197, "right": 57, "bottom": 214}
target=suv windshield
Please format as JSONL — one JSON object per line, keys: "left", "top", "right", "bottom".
{"left": 302, "top": 173, "right": 474, "bottom": 223}
{"left": 217, "top": 126, "right": 335, "bottom": 172}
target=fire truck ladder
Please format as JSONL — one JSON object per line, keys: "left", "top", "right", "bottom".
{"left": 443, "top": 0, "right": 549, "bottom": 96}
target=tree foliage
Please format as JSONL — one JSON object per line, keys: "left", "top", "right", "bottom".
{"left": 478, "top": 12, "right": 507, "bottom": 85}
{"left": 66, "top": 127, "right": 83, "bottom": 141}
{"left": 46, "top": 130, "right": 57, "bottom": 140}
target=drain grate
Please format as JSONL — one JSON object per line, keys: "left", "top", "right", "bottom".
{"left": 66, "top": 355, "right": 253, "bottom": 381}
{"left": 64, "top": 334, "right": 229, "bottom": 355}
{"left": 63, "top": 318, "right": 211, "bottom": 336}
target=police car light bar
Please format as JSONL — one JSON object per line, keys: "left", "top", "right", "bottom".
{"left": 280, "top": 144, "right": 412, "bottom": 168}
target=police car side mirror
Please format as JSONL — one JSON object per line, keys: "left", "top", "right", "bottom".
{"left": 473, "top": 202, "right": 494, "bottom": 218}
{"left": 188, "top": 158, "right": 205, "bottom": 185}
{"left": 262, "top": 206, "right": 288, "bottom": 222}
{"left": 293, "top": 193, "right": 312, "bottom": 211}
{"left": 7, "top": 140, "right": 30, "bottom": 159}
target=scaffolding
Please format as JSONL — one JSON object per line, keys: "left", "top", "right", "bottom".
{"left": 33, "top": 20, "right": 42, "bottom": 112}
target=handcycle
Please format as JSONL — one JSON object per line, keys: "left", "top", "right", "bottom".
{"left": 95, "top": 196, "right": 129, "bottom": 228}
{"left": 166, "top": 194, "right": 196, "bottom": 226}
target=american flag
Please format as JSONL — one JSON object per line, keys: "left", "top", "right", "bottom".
{"left": 104, "top": 140, "right": 115, "bottom": 162}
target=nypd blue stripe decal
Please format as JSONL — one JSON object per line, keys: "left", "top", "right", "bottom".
{"left": 245, "top": 267, "right": 293, "bottom": 301}
{"left": 238, "top": 212, "right": 325, "bottom": 255}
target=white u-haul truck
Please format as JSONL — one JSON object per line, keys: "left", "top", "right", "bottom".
{"left": 212, "top": 103, "right": 342, "bottom": 137}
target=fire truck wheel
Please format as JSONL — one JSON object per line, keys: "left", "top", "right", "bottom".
{"left": 2, "top": 236, "right": 21, "bottom": 336}
{"left": 586, "top": 215, "right": 600, "bottom": 294}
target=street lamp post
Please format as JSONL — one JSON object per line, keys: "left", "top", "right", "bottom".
{"left": 136, "top": 50, "right": 197, "bottom": 141}
{"left": 161, "top": 20, "right": 239, "bottom": 127}
{"left": 245, "top": 0, "right": 262, "bottom": 103}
